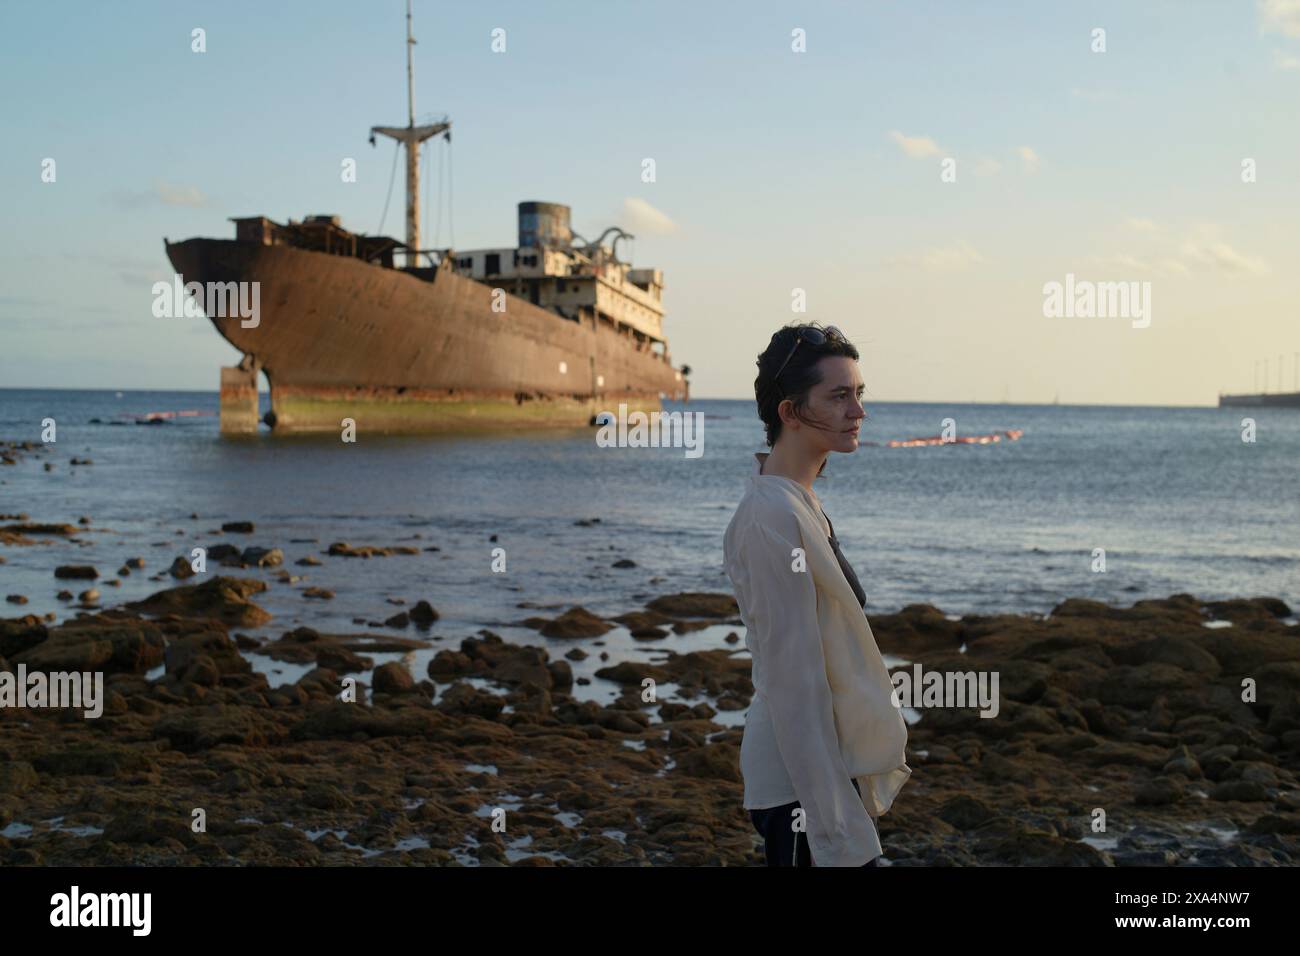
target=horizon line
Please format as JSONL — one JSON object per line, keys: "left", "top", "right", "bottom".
{"left": 0, "top": 385, "right": 1235, "bottom": 409}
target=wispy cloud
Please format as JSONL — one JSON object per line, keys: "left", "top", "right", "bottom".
{"left": 1273, "top": 48, "right": 1300, "bottom": 69}
{"left": 973, "top": 157, "right": 1002, "bottom": 176}
{"left": 112, "top": 180, "right": 208, "bottom": 210}
{"left": 1181, "top": 226, "right": 1270, "bottom": 275}
{"left": 1259, "top": 0, "right": 1300, "bottom": 37}
{"left": 621, "top": 197, "right": 677, "bottom": 235}
{"left": 1017, "top": 146, "right": 1040, "bottom": 173}
{"left": 887, "top": 241, "right": 985, "bottom": 272}
{"left": 1084, "top": 253, "right": 1188, "bottom": 277}
{"left": 888, "top": 130, "right": 944, "bottom": 158}
{"left": 1090, "top": 222, "right": 1263, "bottom": 277}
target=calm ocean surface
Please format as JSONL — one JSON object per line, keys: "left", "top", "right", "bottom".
{"left": 2, "top": 389, "right": 1297, "bottom": 648}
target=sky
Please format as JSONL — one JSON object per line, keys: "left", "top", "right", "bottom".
{"left": 2, "top": 0, "right": 1298, "bottom": 404}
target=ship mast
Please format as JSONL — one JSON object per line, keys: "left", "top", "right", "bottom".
{"left": 371, "top": 0, "right": 450, "bottom": 268}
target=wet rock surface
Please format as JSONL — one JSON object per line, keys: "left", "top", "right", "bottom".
{"left": 0, "top": 584, "right": 1297, "bottom": 866}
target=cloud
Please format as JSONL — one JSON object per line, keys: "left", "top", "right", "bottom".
{"left": 1084, "top": 253, "right": 1187, "bottom": 277}
{"left": 1273, "top": 49, "right": 1300, "bottom": 69}
{"left": 154, "top": 181, "right": 207, "bottom": 207}
{"left": 1017, "top": 146, "right": 1040, "bottom": 173}
{"left": 1259, "top": 0, "right": 1300, "bottom": 37}
{"left": 887, "top": 241, "right": 985, "bottom": 272}
{"left": 1087, "top": 224, "right": 1262, "bottom": 277}
{"left": 1181, "top": 228, "right": 1270, "bottom": 275}
{"left": 111, "top": 180, "right": 209, "bottom": 210}
{"left": 621, "top": 197, "right": 677, "bottom": 236}
{"left": 973, "top": 157, "right": 1002, "bottom": 176}
{"left": 888, "top": 130, "right": 944, "bottom": 158}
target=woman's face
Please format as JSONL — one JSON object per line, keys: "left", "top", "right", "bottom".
{"left": 787, "top": 356, "right": 866, "bottom": 452}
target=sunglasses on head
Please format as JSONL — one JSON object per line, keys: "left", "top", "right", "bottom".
{"left": 772, "top": 325, "right": 845, "bottom": 389}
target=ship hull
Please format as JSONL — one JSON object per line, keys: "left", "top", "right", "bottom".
{"left": 163, "top": 239, "right": 688, "bottom": 434}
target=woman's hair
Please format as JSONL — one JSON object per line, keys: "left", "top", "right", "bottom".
{"left": 754, "top": 322, "right": 860, "bottom": 448}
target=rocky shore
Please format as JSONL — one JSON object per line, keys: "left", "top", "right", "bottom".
{"left": 2, "top": 527, "right": 1299, "bottom": 865}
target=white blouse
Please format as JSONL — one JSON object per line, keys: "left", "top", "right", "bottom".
{"left": 723, "top": 452, "right": 911, "bottom": 866}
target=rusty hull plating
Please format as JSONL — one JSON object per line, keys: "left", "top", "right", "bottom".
{"left": 164, "top": 214, "right": 689, "bottom": 435}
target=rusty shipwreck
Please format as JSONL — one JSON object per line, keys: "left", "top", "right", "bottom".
{"left": 164, "top": 4, "right": 688, "bottom": 435}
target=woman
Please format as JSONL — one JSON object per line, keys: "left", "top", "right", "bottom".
{"left": 723, "top": 322, "right": 911, "bottom": 867}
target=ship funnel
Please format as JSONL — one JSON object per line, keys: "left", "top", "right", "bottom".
{"left": 518, "top": 201, "right": 572, "bottom": 249}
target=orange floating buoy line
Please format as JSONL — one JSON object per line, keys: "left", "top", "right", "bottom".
{"left": 865, "top": 428, "right": 1024, "bottom": 448}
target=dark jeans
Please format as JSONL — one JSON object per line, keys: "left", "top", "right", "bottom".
{"left": 749, "top": 778, "right": 880, "bottom": 867}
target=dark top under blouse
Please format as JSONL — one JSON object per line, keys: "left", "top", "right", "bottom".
{"left": 822, "top": 508, "right": 867, "bottom": 610}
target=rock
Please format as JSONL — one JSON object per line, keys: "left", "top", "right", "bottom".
{"left": 409, "top": 600, "right": 439, "bottom": 627}
{"left": 103, "top": 813, "right": 195, "bottom": 847}
{"left": 2, "top": 522, "right": 77, "bottom": 536}
{"left": 428, "top": 650, "right": 473, "bottom": 679}
{"left": 296, "top": 555, "right": 323, "bottom": 566}
{"left": 372, "top": 662, "right": 416, "bottom": 694}
{"left": 127, "top": 577, "right": 272, "bottom": 626}
{"left": 13, "top": 631, "right": 112, "bottom": 673}
{"left": 1162, "top": 745, "right": 1203, "bottom": 778}
{"left": 675, "top": 743, "right": 741, "bottom": 782}
{"left": 937, "top": 795, "right": 999, "bottom": 830}
{"left": 2, "top": 616, "right": 45, "bottom": 656}
{"left": 436, "top": 682, "right": 505, "bottom": 719}
{"left": 645, "top": 592, "right": 739, "bottom": 618}
{"left": 54, "top": 565, "right": 98, "bottom": 580}
{"left": 303, "top": 587, "right": 334, "bottom": 600}
{"left": 77, "top": 589, "right": 100, "bottom": 605}
{"left": 304, "top": 784, "right": 354, "bottom": 810}
{"left": 207, "top": 544, "right": 242, "bottom": 563}
{"left": 153, "top": 705, "right": 286, "bottom": 752}
{"left": 33, "top": 744, "right": 155, "bottom": 777}
{"left": 384, "top": 611, "right": 410, "bottom": 628}
{"left": 490, "top": 647, "right": 554, "bottom": 688}
{"left": 222, "top": 521, "right": 255, "bottom": 533}
{"left": 4, "top": 595, "right": 27, "bottom": 605}
{"left": 1135, "top": 776, "right": 1185, "bottom": 806}
{"left": 169, "top": 556, "right": 196, "bottom": 579}
{"left": 1209, "top": 780, "right": 1270, "bottom": 802}
{"left": 16, "top": 616, "right": 166, "bottom": 674}
{"left": 326, "top": 542, "right": 417, "bottom": 558}
{"left": 525, "top": 606, "right": 611, "bottom": 639}
{"left": 55, "top": 590, "right": 72, "bottom": 601}
{"left": 165, "top": 631, "right": 251, "bottom": 683}
{"left": 612, "top": 559, "right": 637, "bottom": 568}
{"left": 1203, "top": 596, "right": 1292, "bottom": 623}
{"left": 594, "top": 660, "right": 671, "bottom": 685}
{"left": 125, "top": 557, "right": 145, "bottom": 569}
{"left": 240, "top": 546, "right": 283, "bottom": 568}
{"left": 291, "top": 702, "right": 448, "bottom": 740}
{"left": 315, "top": 645, "right": 371, "bottom": 674}
{"left": 0, "top": 761, "right": 39, "bottom": 795}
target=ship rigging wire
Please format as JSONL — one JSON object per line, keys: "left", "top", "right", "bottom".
{"left": 377, "top": 139, "right": 400, "bottom": 236}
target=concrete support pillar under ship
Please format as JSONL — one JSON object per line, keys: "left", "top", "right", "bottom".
{"left": 219, "top": 359, "right": 260, "bottom": 434}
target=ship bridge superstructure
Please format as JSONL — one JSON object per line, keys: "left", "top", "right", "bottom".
{"left": 448, "top": 201, "right": 668, "bottom": 359}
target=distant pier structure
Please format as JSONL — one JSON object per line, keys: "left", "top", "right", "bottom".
{"left": 1218, "top": 391, "right": 1300, "bottom": 408}
{"left": 1220, "top": 353, "right": 1300, "bottom": 407}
